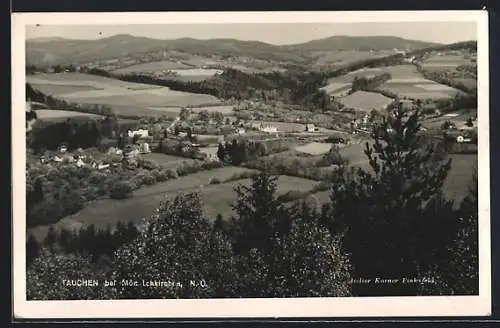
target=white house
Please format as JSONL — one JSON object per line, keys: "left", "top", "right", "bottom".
{"left": 305, "top": 124, "right": 318, "bottom": 132}
{"left": 253, "top": 122, "right": 278, "bottom": 133}
{"left": 76, "top": 159, "right": 86, "bottom": 167}
{"left": 128, "top": 129, "right": 149, "bottom": 138}
{"left": 98, "top": 164, "right": 110, "bottom": 170}
{"left": 139, "top": 142, "right": 151, "bottom": 154}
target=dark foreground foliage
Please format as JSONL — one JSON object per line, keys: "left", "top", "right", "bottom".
{"left": 26, "top": 106, "right": 478, "bottom": 299}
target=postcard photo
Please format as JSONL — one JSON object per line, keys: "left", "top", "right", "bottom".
{"left": 11, "top": 10, "right": 491, "bottom": 319}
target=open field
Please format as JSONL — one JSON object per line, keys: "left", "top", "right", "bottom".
{"left": 379, "top": 81, "right": 463, "bottom": 99}
{"left": 111, "top": 60, "right": 191, "bottom": 74}
{"left": 311, "top": 50, "right": 392, "bottom": 66}
{"left": 35, "top": 109, "right": 103, "bottom": 120}
{"left": 320, "top": 65, "right": 424, "bottom": 97}
{"left": 454, "top": 77, "right": 478, "bottom": 90}
{"left": 27, "top": 73, "right": 222, "bottom": 116}
{"left": 171, "top": 68, "right": 222, "bottom": 76}
{"left": 295, "top": 142, "right": 332, "bottom": 155}
{"left": 149, "top": 105, "right": 234, "bottom": 114}
{"left": 309, "top": 152, "right": 477, "bottom": 210}
{"left": 28, "top": 171, "right": 315, "bottom": 240}
{"left": 338, "top": 91, "right": 394, "bottom": 112}
{"left": 423, "top": 109, "right": 478, "bottom": 131}
{"left": 319, "top": 82, "right": 351, "bottom": 96}
{"left": 141, "top": 153, "right": 198, "bottom": 170}
{"left": 421, "top": 54, "right": 471, "bottom": 70}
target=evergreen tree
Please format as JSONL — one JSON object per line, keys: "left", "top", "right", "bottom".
{"left": 323, "top": 107, "right": 455, "bottom": 296}
{"left": 27, "top": 249, "right": 110, "bottom": 300}
{"left": 216, "top": 142, "right": 226, "bottom": 162}
{"left": 26, "top": 234, "right": 40, "bottom": 266}
{"left": 442, "top": 167, "right": 479, "bottom": 294}
{"left": 231, "top": 172, "right": 289, "bottom": 254}
{"left": 43, "top": 226, "right": 57, "bottom": 249}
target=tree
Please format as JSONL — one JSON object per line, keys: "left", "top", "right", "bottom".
{"left": 211, "top": 111, "right": 224, "bottom": 126}
{"left": 441, "top": 167, "right": 479, "bottom": 295}
{"left": 131, "top": 134, "right": 140, "bottom": 145}
{"left": 112, "top": 193, "right": 237, "bottom": 298}
{"left": 198, "top": 110, "right": 210, "bottom": 123}
{"left": 27, "top": 249, "right": 110, "bottom": 300}
{"left": 216, "top": 142, "right": 226, "bottom": 162}
{"left": 231, "top": 172, "right": 289, "bottom": 254}
{"left": 179, "top": 108, "right": 190, "bottom": 121}
{"left": 44, "top": 226, "right": 58, "bottom": 249}
{"left": 323, "top": 107, "right": 455, "bottom": 296}
{"left": 26, "top": 234, "right": 40, "bottom": 266}
{"left": 230, "top": 178, "right": 352, "bottom": 297}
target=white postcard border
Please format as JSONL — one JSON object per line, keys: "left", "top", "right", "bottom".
{"left": 11, "top": 10, "right": 491, "bottom": 319}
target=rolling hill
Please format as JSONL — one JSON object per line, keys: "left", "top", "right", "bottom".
{"left": 26, "top": 34, "right": 442, "bottom": 67}
{"left": 283, "top": 35, "right": 441, "bottom": 52}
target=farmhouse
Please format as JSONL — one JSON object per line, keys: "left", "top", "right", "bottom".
{"left": 128, "top": 129, "right": 149, "bottom": 138}
{"left": 305, "top": 124, "right": 318, "bottom": 132}
{"left": 252, "top": 122, "right": 278, "bottom": 133}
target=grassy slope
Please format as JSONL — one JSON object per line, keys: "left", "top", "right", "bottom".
{"left": 27, "top": 168, "right": 317, "bottom": 241}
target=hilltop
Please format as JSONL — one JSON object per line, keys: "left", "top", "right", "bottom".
{"left": 26, "top": 34, "right": 441, "bottom": 66}
{"left": 283, "top": 35, "right": 441, "bottom": 52}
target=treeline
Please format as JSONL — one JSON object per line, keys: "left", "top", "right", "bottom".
{"left": 27, "top": 221, "right": 139, "bottom": 266}
{"left": 418, "top": 67, "right": 477, "bottom": 94}
{"left": 349, "top": 72, "right": 392, "bottom": 94}
{"left": 408, "top": 40, "right": 477, "bottom": 58}
{"left": 27, "top": 108, "right": 478, "bottom": 298}
{"left": 26, "top": 83, "right": 143, "bottom": 120}
{"left": 28, "top": 115, "right": 121, "bottom": 153}
{"left": 26, "top": 63, "right": 77, "bottom": 75}
{"left": 243, "top": 148, "right": 347, "bottom": 181}
{"left": 82, "top": 54, "right": 410, "bottom": 112}
{"left": 216, "top": 138, "right": 291, "bottom": 165}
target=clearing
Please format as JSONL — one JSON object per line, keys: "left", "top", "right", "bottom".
{"left": 35, "top": 109, "right": 103, "bottom": 120}
{"left": 111, "top": 60, "right": 191, "bottom": 74}
{"left": 28, "top": 170, "right": 315, "bottom": 240}
{"left": 27, "top": 73, "right": 222, "bottom": 116}
{"left": 338, "top": 91, "right": 394, "bottom": 112}
{"left": 141, "top": 153, "right": 198, "bottom": 170}
{"left": 148, "top": 105, "right": 235, "bottom": 115}
{"left": 379, "top": 81, "right": 463, "bottom": 99}
{"left": 295, "top": 142, "right": 332, "bottom": 156}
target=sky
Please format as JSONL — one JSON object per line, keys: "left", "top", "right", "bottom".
{"left": 26, "top": 22, "right": 477, "bottom": 45}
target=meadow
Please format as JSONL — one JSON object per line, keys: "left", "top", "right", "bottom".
{"left": 295, "top": 142, "right": 332, "bottom": 155}
{"left": 148, "top": 105, "right": 235, "bottom": 115}
{"left": 338, "top": 90, "right": 394, "bottom": 112}
{"left": 420, "top": 54, "right": 471, "bottom": 70}
{"left": 35, "top": 109, "right": 103, "bottom": 120}
{"left": 111, "top": 60, "right": 191, "bottom": 74}
{"left": 379, "top": 81, "right": 462, "bottom": 99}
{"left": 311, "top": 50, "right": 392, "bottom": 67}
{"left": 308, "top": 151, "right": 477, "bottom": 212}
{"left": 28, "top": 168, "right": 315, "bottom": 240}
{"left": 141, "top": 153, "right": 198, "bottom": 170}
{"left": 320, "top": 65, "right": 425, "bottom": 97}
{"left": 27, "top": 73, "right": 222, "bottom": 116}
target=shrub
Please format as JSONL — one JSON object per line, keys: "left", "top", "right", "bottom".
{"left": 164, "top": 169, "right": 179, "bottom": 180}
{"left": 138, "top": 158, "right": 160, "bottom": 170}
{"left": 110, "top": 181, "right": 134, "bottom": 200}
{"left": 208, "top": 177, "right": 221, "bottom": 185}
{"left": 142, "top": 174, "right": 156, "bottom": 186}
{"left": 152, "top": 169, "right": 168, "bottom": 182}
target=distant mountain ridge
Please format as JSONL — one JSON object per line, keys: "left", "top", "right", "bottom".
{"left": 26, "top": 34, "right": 461, "bottom": 66}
